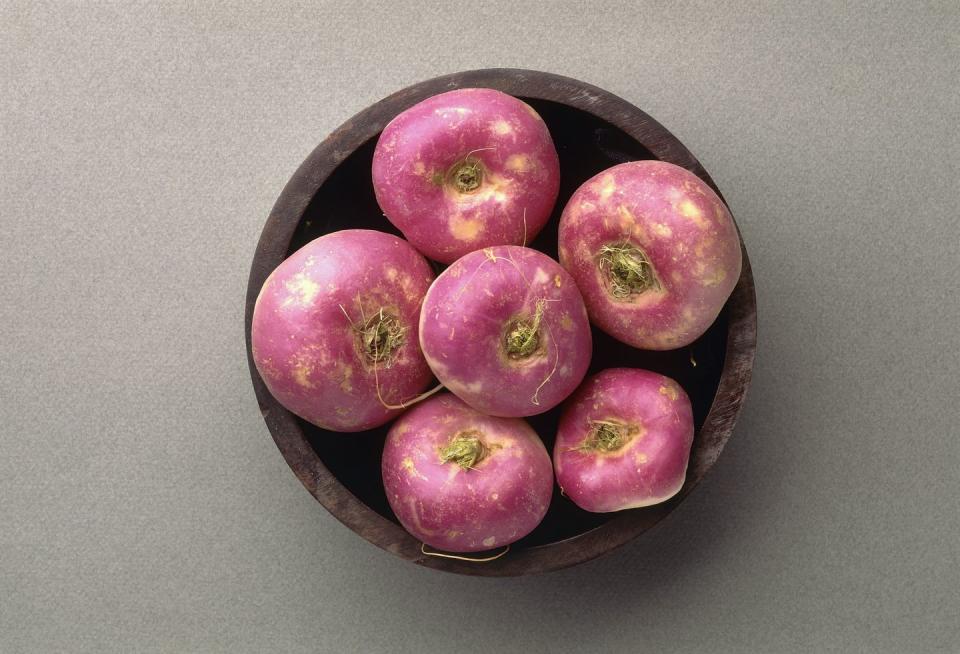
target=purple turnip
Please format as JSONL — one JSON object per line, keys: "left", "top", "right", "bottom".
{"left": 553, "top": 368, "right": 694, "bottom": 512}
{"left": 251, "top": 230, "right": 435, "bottom": 432}
{"left": 372, "top": 88, "right": 560, "bottom": 264}
{"left": 382, "top": 393, "right": 553, "bottom": 552}
{"left": 559, "top": 160, "right": 742, "bottom": 350}
{"left": 419, "top": 245, "right": 592, "bottom": 417}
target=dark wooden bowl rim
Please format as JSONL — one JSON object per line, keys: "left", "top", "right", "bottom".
{"left": 245, "top": 68, "right": 757, "bottom": 576}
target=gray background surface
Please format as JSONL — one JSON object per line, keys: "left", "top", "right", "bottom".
{"left": 2, "top": 2, "right": 958, "bottom": 652}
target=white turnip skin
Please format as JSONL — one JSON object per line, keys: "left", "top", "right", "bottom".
{"left": 372, "top": 88, "right": 560, "bottom": 264}
{"left": 558, "top": 160, "right": 742, "bottom": 350}
{"left": 382, "top": 393, "right": 553, "bottom": 552}
{"left": 419, "top": 245, "right": 592, "bottom": 418}
{"left": 553, "top": 368, "right": 694, "bottom": 513}
{"left": 251, "top": 230, "right": 434, "bottom": 432}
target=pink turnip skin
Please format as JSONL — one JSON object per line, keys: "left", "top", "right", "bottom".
{"left": 419, "top": 245, "right": 592, "bottom": 418}
{"left": 553, "top": 368, "right": 694, "bottom": 513}
{"left": 251, "top": 230, "right": 434, "bottom": 432}
{"left": 372, "top": 88, "right": 561, "bottom": 264}
{"left": 558, "top": 160, "right": 742, "bottom": 350}
{"left": 382, "top": 393, "right": 553, "bottom": 552}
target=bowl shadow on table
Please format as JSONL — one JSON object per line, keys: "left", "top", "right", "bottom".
{"left": 283, "top": 96, "right": 741, "bottom": 568}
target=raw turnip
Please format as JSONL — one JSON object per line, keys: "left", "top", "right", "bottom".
{"left": 558, "top": 160, "right": 742, "bottom": 350}
{"left": 372, "top": 88, "right": 560, "bottom": 264}
{"left": 382, "top": 393, "right": 552, "bottom": 552}
{"left": 553, "top": 368, "right": 694, "bottom": 512}
{"left": 419, "top": 245, "right": 591, "bottom": 417}
{"left": 251, "top": 230, "right": 435, "bottom": 432}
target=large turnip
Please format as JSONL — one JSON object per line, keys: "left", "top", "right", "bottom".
{"left": 553, "top": 368, "right": 694, "bottom": 513}
{"left": 382, "top": 393, "right": 553, "bottom": 552}
{"left": 372, "top": 88, "right": 560, "bottom": 264}
{"left": 559, "top": 160, "right": 742, "bottom": 350}
{"left": 419, "top": 245, "right": 592, "bottom": 417}
{"left": 251, "top": 230, "right": 434, "bottom": 432}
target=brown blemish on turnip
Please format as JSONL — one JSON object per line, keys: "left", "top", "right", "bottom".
{"left": 678, "top": 199, "right": 709, "bottom": 229}
{"left": 492, "top": 120, "right": 513, "bottom": 136}
{"left": 598, "top": 175, "right": 616, "bottom": 200}
{"left": 401, "top": 457, "right": 427, "bottom": 480}
{"left": 560, "top": 314, "right": 575, "bottom": 331}
{"left": 413, "top": 161, "right": 426, "bottom": 176}
{"left": 554, "top": 274, "right": 562, "bottom": 288}
{"left": 338, "top": 364, "right": 354, "bottom": 393}
{"left": 450, "top": 213, "right": 483, "bottom": 241}
{"left": 505, "top": 154, "right": 531, "bottom": 173}
{"left": 701, "top": 267, "right": 728, "bottom": 286}
{"left": 659, "top": 384, "right": 678, "bottom": 401}
{"left": 282, "top": 273, "right": 320, "bottom": 308}
{"left": 651, "top": 223, "right": 672, "bottom": 238}
{"left": 291, "top": 357, "right": 315, "bottom": 389}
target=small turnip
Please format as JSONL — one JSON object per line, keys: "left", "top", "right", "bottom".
{"left": 382, "top": 393, "right": 553, "bottom": 552}
{"left": 559, "top": 160, "right": 742, "bottom": 350}
{"left": 372, "top": 88, "right": 560, "bottom": 264}
{"left": 251, "top": 230, "right": 434, "bottom": 432}
{"left": 553, "top": 368, "right": 694, "bottom": 513}
{"left": 419, "top": 245, "right": 592, "bottom": 417}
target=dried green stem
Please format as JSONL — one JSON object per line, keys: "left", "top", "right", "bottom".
{"left": 450, "top": 158, "right": 483, "bottom": 193}
{"left": 577, "top": 419, "right": 638, "bottom": 453}
{"left": 597, "top": 242, "right": 659, "bottom": 299}
{"left": 504, "top": 299, "right": 546, "bottom": 359}
{"left": 357, "top": 308, "right": 406, "bottom": 365}
{"left": 439, "top": 431, "right": 487, "bottom": 470}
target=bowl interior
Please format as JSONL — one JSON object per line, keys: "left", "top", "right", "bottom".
{"left": 283, "top": 98, "right": 728, "bottom": 550}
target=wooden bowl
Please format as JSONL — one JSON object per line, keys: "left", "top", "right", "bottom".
{"left": 245, "top": 69, "right": 757, "bottom": 576}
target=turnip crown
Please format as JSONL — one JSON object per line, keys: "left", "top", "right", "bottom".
{"left": 597, "top": 242, "right": 660, "bottom": 300}
{"left": 352, "top": 307, "right": 406, "bottom": 366}
{"left": 577, "top": 419, "right": 640, "bottom": 453}
{"left": 438, "top": 430, "right": 488, "bottom": 470}
{"left": 503, "top": 299, "right": 546, "bottom": 359}
{"left": 448, "top": 156, "right": 484, "bottom": 194}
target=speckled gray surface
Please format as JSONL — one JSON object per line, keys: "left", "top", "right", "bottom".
{"left": 2, "top": 2, "right": 958, "bottom": 652}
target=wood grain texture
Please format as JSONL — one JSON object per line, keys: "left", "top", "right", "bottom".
{"left": 245, "top": 68, "right": 757, "bottom": 576}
